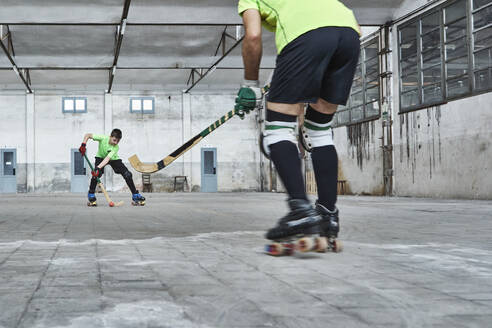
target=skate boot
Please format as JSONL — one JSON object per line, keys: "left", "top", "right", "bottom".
{"left": 264, "top": 199, "right": 328, "bottom": 256}
{"left": 132, "top": 192, "right": 146, "bottom": 206}
{"left": 315, "top": 201, "right": 343, "bottom": 253}
{"left": 87, "top": 193, "right": 97, "bottom": 207}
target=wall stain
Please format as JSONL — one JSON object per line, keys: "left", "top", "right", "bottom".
{"left": 399, "top": 106, "right": 442, "bottom": 184}
{"left": 347, "top": 121, "right": 376, "bottom": 170}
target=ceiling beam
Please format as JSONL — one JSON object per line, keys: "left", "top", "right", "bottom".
{"left": 0, "top": 25, "right": 15, "bottom": 57}
{"left": 214, "top": 26, "right": 241, "bottom": 57}
{"left": 107, "top": 0, "right": 132, "bottom": 93}
{"left": 186, "top": 68, "right": 205, "bottom": 85}
{"left": 185, "top": 32, "right": 244, "bottom": 93}
{"left": 0, "top": 25, "right": 32, "bottom": 93}
{"left": 0, "top": 66, "right": 276, "bottom": 70}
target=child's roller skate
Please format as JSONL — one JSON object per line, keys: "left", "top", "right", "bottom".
{"left": 264, "top": 199, "right": 328, "bottom": 256}
{"left": 87, "top": 193, "right": 97, "bottom": 207}
{"left": 131, "top": 192, "right": 146, "bottom": 206}
{"left": 316, "top": 201, "right": 343, "bottom": 253}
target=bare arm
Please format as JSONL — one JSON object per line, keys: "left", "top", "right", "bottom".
{"left": 82, "top": 133, "right": 93, "bottom": 144}
{"left": 242, "top": 9, "right": 262, "bottom": 81}
{"left": 97, "top": 155, "right": 111, "bottom": 170}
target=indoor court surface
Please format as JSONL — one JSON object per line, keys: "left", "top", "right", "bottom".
{"left": 0, "top": 193, "right": 491, "bottom": 328}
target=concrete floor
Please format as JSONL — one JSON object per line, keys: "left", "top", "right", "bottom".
{"left": 0, "top": 193, "right": 491, "bottom": 328}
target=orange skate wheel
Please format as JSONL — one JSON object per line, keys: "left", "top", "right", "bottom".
{"left": 296, "top": 237, "right": 314, "bottom": 252}
{"left": 332, "top": 240, "right": 343, "bottom": 253}
{"left": 315, "top": 237, "right": 328, "bottom": 253}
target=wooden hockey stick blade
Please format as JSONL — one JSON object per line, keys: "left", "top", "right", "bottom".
{"left": 98, "top": 183, "right": 123, "bottom": 207}
{"left": 128, "top": 154, "right": 159, "bottom": 173}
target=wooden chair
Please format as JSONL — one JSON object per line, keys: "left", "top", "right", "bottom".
{"left": 173, "top": 176, "right": 189, "bottom": 192}
{"left": 142, "top": 174, "right": 153, "bottom": 192}
{"left": 337, "top": 180, "right": 347, "bottom": 195}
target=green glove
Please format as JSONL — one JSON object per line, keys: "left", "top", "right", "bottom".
{"left": 235, "top": 80, "right": 263, "bottom": 119}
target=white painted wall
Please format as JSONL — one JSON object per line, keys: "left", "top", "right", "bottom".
{"left": 189, "top": 94, "right": 260, "bottom": 192}
{"left": 334, "top": 120, "right": 385, "bottom": 195}
{"left": 111, "top": 93, "right": 184, "bottom": 192}
{"left": 0, "top": 95, "right": 26, "bottom": 160}
{"left": 0, "top": 91, "right": 261, "bottom": 193}
{"left": 32, "top": 94, "right": 104, "bottom": 192}
{"left": 393, "top": 94, "right": 492, "bottom": 199}
{"left": 0, "top": 94, "right": 27, "bottom": 191}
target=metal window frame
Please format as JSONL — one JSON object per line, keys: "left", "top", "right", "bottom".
{"left": 333, "top": 35, "right": 381, "bottom": 128}
{"left": 398, "top": 0, "right": 492, "bottom": 114}
{"left": 129, "top": 96, "right": 155, "bottom": 114}
{"left": 62, "top": 96, "right": 87, "bottom": 113}
{"left": 398, "top": 19, "right": 424, "bottom": 112}
{"left": 471, "top": 1, "right": 492, "bottom": 91}
{"left": 472, "top": 0, "right": 492, "bottom": 11}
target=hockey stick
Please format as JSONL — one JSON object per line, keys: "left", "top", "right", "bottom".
{"left": 83, "top": 153, "right": 124, "bottom": 207}
{"left": 129, "top": 85, "right": 269, "bottom": 174}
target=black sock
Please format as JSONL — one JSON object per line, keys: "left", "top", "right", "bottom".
{"left": 312, "top": 145, "right": 338, "bottom": 211}
{"left": 266, "top": 109, "right": 307, "bottom": 201}
{"left": 305, "top": 105, "right": 337, "bottom": 211}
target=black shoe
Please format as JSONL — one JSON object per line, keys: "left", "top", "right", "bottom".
{"left": 265, "top": 199, "right": 322, "bottom": 240}
{"left": 316, "top": 201, "right": 339, "bottom": 238}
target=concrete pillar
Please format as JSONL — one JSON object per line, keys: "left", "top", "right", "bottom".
{"left": 26, "top": 93, "right": 35, "bottom": 192}
{"left": 104, "top": 93, "right": 113, "bottom": 191}
{"left": 182, "top": 92, "right": 192, "bottom": 188}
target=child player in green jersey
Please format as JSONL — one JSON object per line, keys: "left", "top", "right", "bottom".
{"left": 79, "top": 128, "right": 145, "bottom": 206}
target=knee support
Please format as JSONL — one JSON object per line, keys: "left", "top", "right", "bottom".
{"left": 260, "top": 120, "right": 298, "bottom": 159}
{"left": 300, "top": 118, "right": 334, "bottom": 152}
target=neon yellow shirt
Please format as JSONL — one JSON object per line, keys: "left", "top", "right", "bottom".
{"left": 92, "top": 134, "right": 120, "bottom": 160}
{"left": 238, "top": 0, "right": 360, "bottom": 54}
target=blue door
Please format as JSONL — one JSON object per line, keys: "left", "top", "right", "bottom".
{"left": 201, "top": 148, "right": 217, "bottom": 192}
{"left": 0, "top": 149, "right": 17, "bottom": 193}
{"left": 71, "top": 149, "right": 88, "bottom": 193}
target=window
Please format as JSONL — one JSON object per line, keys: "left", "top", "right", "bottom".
{"left": 398, "top": 0, "right": 492, "bottom": 113}
{"left": 62, "top": 97, "right": 87, "bottom": 113}
{"left": 333, "top": 37, "right": 381, "bottom": 127}
{"left": 444, "top": 0, "right": 470, "bottom": 98}
{"left": 130, "top": 97, "right": 155, "bottom": 114}
{"left": 472, "top": 0, "right": 492, "bottom": 90}
{"left": 422, "top": 10, "right": 444, "bottom": 104}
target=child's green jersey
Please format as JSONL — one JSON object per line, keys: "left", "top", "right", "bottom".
{"left": 92, "top": 134, "right": 120, "bottom": 160}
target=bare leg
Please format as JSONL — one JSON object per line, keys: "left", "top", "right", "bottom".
{"left": 310, "top": 98, "right": 338, "bottom": 115}
{"left": 266, "top": 101, "right": 304, "bottom": 116}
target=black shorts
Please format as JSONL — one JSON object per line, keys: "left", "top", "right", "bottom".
{"left": 267, "top": 26, "right": 360, "bottom": 105}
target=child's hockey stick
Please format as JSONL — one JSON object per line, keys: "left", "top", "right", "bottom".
{"left": 129, "top": 85, "right": 269, "bottom": 174}
{"left": 83, "top": 153, "right": 124, "bottom": 207}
